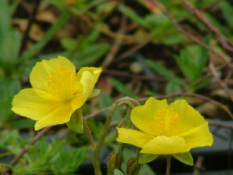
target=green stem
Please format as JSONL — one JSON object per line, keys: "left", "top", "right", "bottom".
{"left": 83, "top": 118, "right": 95, "bottom": 148}
{"left": 166, "top": 155, "right": 171, "bottom": 175}
{"left": 93, "top": 97, "right": 139, "bottom": 175}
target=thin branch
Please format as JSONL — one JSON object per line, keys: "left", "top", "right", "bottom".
{"left": 207, "top": 119, "right": 233, "bottom": 130}
{"left": 102, "top": 69, "right": 165, "bottom": 82}
{"left": 116, "top": 40, "right": 150, "bottom": 62}
{"left": 182, "top": 0, "right": 233, "bottom": 52}
{"left": 209, "top": 60, "right": 233, "bottom": 102}
{"left": 102, "top": 15, "right": 127, "bottom": 68}
{"left": 19, "top": 0, "right": 42, "bottom": 56}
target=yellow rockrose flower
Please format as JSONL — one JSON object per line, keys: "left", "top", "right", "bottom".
{"left": 12, "top": 56, "right": 102, "bottom": 131}
{"left": 117, "top": 97, "right": 213, "bottom": 164}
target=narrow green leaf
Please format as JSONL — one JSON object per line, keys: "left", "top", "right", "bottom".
{"left": 98, "top": 92, "right": 113, "bottom": 110}
{"left": 9, "top": 119, "right": 35, "bottom": 128}
{"left": 119, "top": 4, "right": 148, "bottom": 28}
{"left": 162, "top": 33, "right": 187, "bottom": 46}
{"left": 72, "top": 43, "right": 110, "bottom": 66}
{"left": 221, "top": 1, "right": 233, "bottom": 30}
{"left": 173, "top": 151, "right": 193, "bottom": 166}
{"left": 60, "top": 38, "right": 76, "bottom": 51}
{"left": 146, "top": 59, "right": 185, "bottom": 86}
{"left": 46, "top": 0, "right": 66, "bottom": 10}
{"left": 110, "top": 78, "right": 137, "bottom": 98}
{"left": 165, "top": 82, "right": 182, "bottom": 94}
{"left": 98, "top": 92, "right": 120, "bottom": 120}
{"left": 174, "top": 50, "right": 195, "bottom": 83}
{"left": 0, "top": 0, "right": 11, "bottom": 43}
{"left": 0, "top": 31, "right": 21, "bottom": 63}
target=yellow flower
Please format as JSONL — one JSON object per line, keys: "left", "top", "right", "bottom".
{"left": 117, "top": 97, "right": 213, "bottom": 163}
{"left": 12, "top": 56, "right": 102, "bottom": 131}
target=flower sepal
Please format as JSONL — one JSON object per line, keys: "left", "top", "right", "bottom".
{"left": 66, "top": 108, "right": 83, "bottom": 133}
{"left": 138, "top": 154, "right": 158, "bottom": 164}
{"left": 173, "top": 151, "right": 193, "bottom": 166}
{"left": 88, "top": 89, "right": 101, "bottom": 99}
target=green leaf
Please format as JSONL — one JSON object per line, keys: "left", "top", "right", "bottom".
{"left": 0, "top": 0, "right": 11, "bottom": 43}
{"left": 66, "top": 108, "right": 83, "bottom": 133}
{"left": 0, "top": 30, "right": 21, "bottom": 63}
{"left": 165, "top": 82, "right": 182, "bottom": 94}
{"left": 174, "top": 40, "right": 209, "bottom": 84}
{"left": 162, "top": 33, "right": 187, "bottom": 45}
{"left": 60, "top": 38, "right": 76, "bottom": 51}
{"left": 221, "top": 1, "right": 233, "bottom": 30}
{"left": 145, "top": 59, "right": 185, "bottom": 86}
{"left": 119, "top": 4, "right": 148, "bottom": 28}
{"left": 46, "top": 0, "right": 66, "bottom": 10}
{"left": 9, "top": 119, "right": 35, "bottom": 128}
{"left": 191, "top": 76, "right": 212, "bottom": 92}
{"left": 109, "top": 78, "right": 137, "bottom": 98}
{"left": 98, "top": 92, "right": 113, "bottom": 111}
{"left": 173, "top": 151, "right": 193, "bottom": 166}
{"left": 0, "top": 78, "right": 21, "bottom": 125}
{"left": 72, "top": 43, "right": 110, "bottom": 66}
{"left": 98, "top": 92, "right": 120, "bottom": 120}
{"left": 139, "top": 154, "right": 158, "bottom": 164}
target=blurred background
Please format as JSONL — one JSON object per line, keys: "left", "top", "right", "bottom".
{"left": 1, "top": 0, "right": 233, "bottom": 174}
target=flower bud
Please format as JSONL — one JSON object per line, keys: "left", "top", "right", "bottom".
{"left": 107, "top": 152, "right": 123, "bottom": 174}
{"left": 126, "top": 158, "right": 141, "bottom": 175}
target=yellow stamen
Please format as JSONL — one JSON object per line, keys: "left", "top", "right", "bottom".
{"left": 151, "top": 108, "right": 179, "bottom": 136}
{"left": 47, "top": 66, "right": 77, "bottom": 99}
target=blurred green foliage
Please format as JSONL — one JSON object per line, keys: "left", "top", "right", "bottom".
{"left": 0, "top": 130, "right": 86, "bottom": 175}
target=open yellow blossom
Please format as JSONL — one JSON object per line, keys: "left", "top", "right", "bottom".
{"left": 117, "top": 97, "right": 213, "bottom": 164}
{"left": 12, "top": 56, "right": 102, "bottom": 131}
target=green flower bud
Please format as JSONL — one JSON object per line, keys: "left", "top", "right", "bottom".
{"left": 126, "top": 158, "right": 141, "bottom": 175}
{"left": 107, "top": 152, "right": 123, "bottom": 175}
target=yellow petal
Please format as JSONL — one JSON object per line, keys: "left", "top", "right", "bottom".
{"left": 30, "top": 56, "right": 75, "bottom": 91}
{"left": 12, "top": 88, "right": 61, "bottom": 120}
{"left": 131, "top": 97, "right": 168, "bottom": 135}
{"left": 76, "top": 67, "right": 102, "bottom": 99}
{"left": 116, "top": 128, "right": 154, "bottom": 148}
{"left": 140, "top": 136, "right": 189, "bottom": 155}
{"left": 170, "top": 99, "right": 206, "bottom": 135}
{"left": 70, "top": 91, "right": 86, "bottom": 110}
{"left": 35, "top": 101, "right": 74, "bottom": 130}
{"left": 179, "top": 122, "right": 213, "bottom": 149}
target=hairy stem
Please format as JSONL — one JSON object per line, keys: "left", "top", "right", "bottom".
{"left": 93, "top": 97, "right": 139, "bottom": 175}
{"left": 83, "top": 118, "right": 95, "bottom": 148}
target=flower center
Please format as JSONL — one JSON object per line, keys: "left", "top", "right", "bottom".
{"left": 151, "top": 108, "right": 179, "bottom": 136}
{"left": 47, "top": 66, "right": 78, "bottom": 99}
